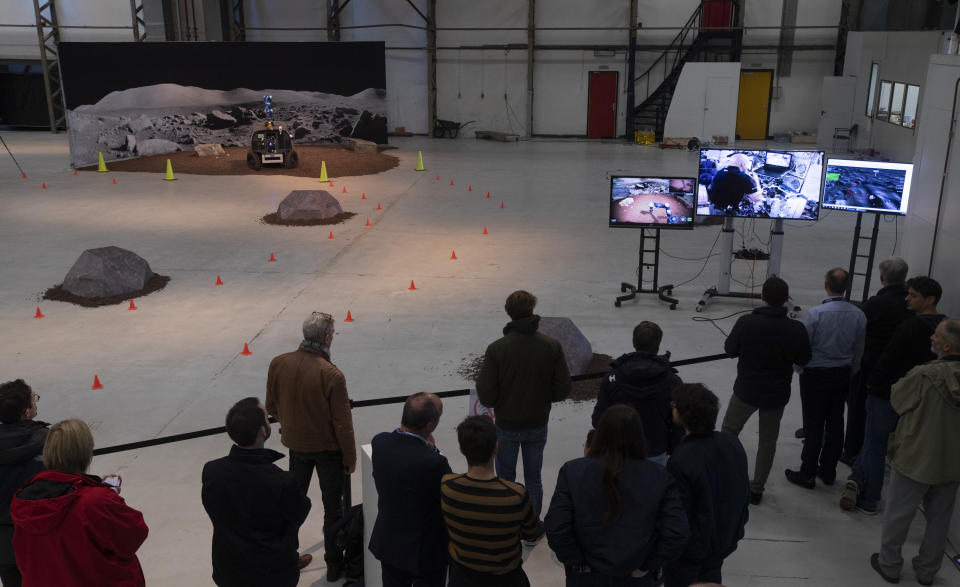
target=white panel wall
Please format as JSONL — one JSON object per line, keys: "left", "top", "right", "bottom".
{"left": 663, "top": 61, "right": 740, "bottom": 139}
{"left": 0, "top": 0, "right": 139, "bottom": 59}
{"left": 843, "top": 31, "right": 942, "bottom": 163}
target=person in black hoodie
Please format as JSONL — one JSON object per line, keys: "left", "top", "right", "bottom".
{"left": 201, "top": 397, "right": 312, "bottom": 587}
{"left": 720, "top": 277, "right": 811, "bottom": 505}
{"left": 0, "top": 379, "right": 47, "bottom": 587}
{"left": 664, "top": 383, "right": 749, "bottom": 587}
{"left": 841, "top": 257, "right": 912, "bottom": 464}
{"left": 841, "top": 276, "right": 946, "bottom": 515}
{"left": 592, "top": 321, "right": 682, "bottom": 465}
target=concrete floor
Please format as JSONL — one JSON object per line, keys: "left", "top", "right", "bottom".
{"left": 0, "top": 131, "right": 955, "bottom": 586}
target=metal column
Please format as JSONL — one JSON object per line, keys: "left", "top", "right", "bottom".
{"left": 427, "top": 0, "right": 437, "bottom": 138}
{"left": 33, "top": 0, "right": 65, "bottom": 133}
{"left": 625, "top": 0, "right": 637, "bottom": 140}
{"left": 130, "top": 0, "right": 147, "bottom": 41}
{"left": 328, "top": 0, "right": 341, "bottom": 41}
{"left": 526, "top": 0, "right": 535, "bottom": 138}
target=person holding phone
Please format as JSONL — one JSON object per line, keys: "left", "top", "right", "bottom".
{"left": 10, "top": 419, "right": 148, "bottom": 587}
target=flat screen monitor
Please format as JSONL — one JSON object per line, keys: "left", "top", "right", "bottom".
{"left": 822, "top": 159, "right": 913, "bottom": 215}
{"left": 609, "top": 176, "right": 696, "bottom": 229}
{"left": 696, "top": 149, "right": 824, "bottom": 220}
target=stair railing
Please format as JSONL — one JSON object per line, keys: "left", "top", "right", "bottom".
{"left": 633, "top": 3, "right": 703, "bottom": 107}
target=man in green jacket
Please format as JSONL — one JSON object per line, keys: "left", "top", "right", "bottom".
{"left": 476, "top": 290, "right": 571, "bottom": 516}
{"left": 871, "top": 318, "right": 960, "bottom": 586}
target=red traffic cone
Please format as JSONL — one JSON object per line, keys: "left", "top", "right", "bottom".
{"left": 376, "top": 202, "right": 382, "bottom": 210}
{"left": 450, "top": 250, "right": 457, "bottom": 260}
{"left": 408, "top": 280, "right": 418, "bottom": 291}
{"left": 112, "top": 178, "right": 117, "bottom": 184}
{"left": 468, "top": 185, "right": 472, "bottom": 192}
{"left": 21, "top": 172, "right": 26, "bottom": 179}
{"left": 328, "top": 231, "right": 334, "bottom": 239}
{"left": 128, "top": 299, "right": 137, "bottom": 310}
{"left": 91, "top": 375, "right": 103, "bottom": 390}
{"left": 269, "top": 253, "right": 277, "bottom": 262}
{"left": 342, "top": 186, "right": 347, "bottom": 193}
{"left": 241, "top": 343, "right": 252, "bottom": 355}
{"left": 41, "top": 182, "right": 46, "bottom": 189}
{"left": 500, "top": 201, "right": 505, "bottom": 209}
{"left": 450, "top": 179, "right": 454, "bottom": 186}
{"left": 215, "top": 275, "right": 224, "bottom": 286}
{"left": 33, "top": 306, "right": 44, "bottom": 319}
{"left": 486, "top": 191, "right": 491, "bottom": 199}
{"left": 365, "top": 218, "right": 371, "bottom": 227}
{"left": 361, "top": 192, "right": 366, "bottom": 200}
{"left": 345, "top": 310, "right": 354, "bottom": 322}
{"left": 436, "top": 175, "right": 440, "bottom": 181}
{"left": 329, "top": 181, "right": 334, "bottom": 187}
{"left": 482, "top": 226, "right": 488, "bottom": 235}
{"left": 73, "top": 169, "right": 78, "bottom": 176}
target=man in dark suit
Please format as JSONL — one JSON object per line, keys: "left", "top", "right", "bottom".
{"left": 369, "top": 392, "right": 452, "bottom": 587}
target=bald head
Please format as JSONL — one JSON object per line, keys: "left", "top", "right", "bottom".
{"left": 401, "top": 392, "right": 443, "bottom": 435}
{"left": 727, "top": 153, "right": 752, "bottom": 173}
{"left": 824, "top": 267, "right": 849, "bottom": 296}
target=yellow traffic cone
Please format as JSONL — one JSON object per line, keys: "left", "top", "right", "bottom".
{"left": 319, "top": 161, "right": 329, "bottom": 183}
{"left": 163, "top": 159, "right": 176, "bottom": 181}
{"left": 415, "top": 151, "right": 425, "bottom": 171}
{"left": 97, "top": 152, "right": 108, "bottom": 172}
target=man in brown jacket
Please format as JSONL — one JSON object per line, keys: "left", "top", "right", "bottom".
{"left": 266, "top": 311, "right": 357, "bottom": 582}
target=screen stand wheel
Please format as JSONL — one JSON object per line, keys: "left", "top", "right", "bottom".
{"left": 614, "top": 228, "right": 679, "bottom": 310}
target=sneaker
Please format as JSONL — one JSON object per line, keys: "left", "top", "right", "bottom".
{"left": 326, "top": 561, "right": 345, "bottom": 582}
{"left": 840, "top": 479, "right": 860, "bottom": 511}
{"left": 857, "top": 502, "right": 879, "bottom": 516}
{"left": 785, "top": 469, "right": 815, "bottom": 489}
{"left": 870, "top": 553, "right": 900, "bottom": 584}
{"left": 297, "top": 554, "right": 312, "bottom": 570}
{"left": 750, "top": 491, "right": 763, "bottom": 505}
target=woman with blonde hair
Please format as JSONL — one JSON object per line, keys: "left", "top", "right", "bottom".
{"left": 10, "top": 419, "right": 148, "bottom": 586}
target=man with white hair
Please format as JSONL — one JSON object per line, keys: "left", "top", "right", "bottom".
{"left": 266, "top": 311, "right": 357, "bottom": 582}
{"left": 870, "top": 318, "right": 960, "bottom": 586}
{"left": 706, "top": 152, "right": 761, "bottom": 212}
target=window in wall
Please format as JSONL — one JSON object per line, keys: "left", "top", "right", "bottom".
{"left": 866, "top": 62, "right": 880, "bottom": 117}
{"left": 877, "top": 81, "right": 892, "bottom": 122}
{"left": 889, "top": 83, "right": 906, "bottom": 124}
{"left": 903, "top": 85, "right": 920, "bottom": 129}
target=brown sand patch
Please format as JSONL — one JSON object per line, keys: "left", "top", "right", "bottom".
{"left": 260, "top": 211, "right": 357, "bottom": 227}
{"left": 43, "top": 275, "right": 170, "bottom": 308}
{"left": 79, "top": 145, "right": 399, "bottom": 178}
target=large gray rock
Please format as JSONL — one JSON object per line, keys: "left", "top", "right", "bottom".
{"left": 345, "top": 138, "right": 377, "bottom": 154}
{"left": 538, "top": 317, "right": 593, "bottom": 376}
{"left": 206, "top": 110, "right": 237, "bottom": 129}
{"left": 277, "top": 190, "right": 343, "bottom": 221}
{"left": 62, "top": 246, "right": 155, "bottom": 298}
{"left": 136, "top": 139, "right": 181, "bottom": 157}
{"left": 194, "top": 143, "right": 225, "bottom": 157}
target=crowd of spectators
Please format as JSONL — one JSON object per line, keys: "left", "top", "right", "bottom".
{"left": 0, "top": 271, "right": 957, "bottom": 587}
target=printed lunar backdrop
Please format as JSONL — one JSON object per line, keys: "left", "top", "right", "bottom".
{"left": 58, "top": 42, "right": 387, "bottom": 167}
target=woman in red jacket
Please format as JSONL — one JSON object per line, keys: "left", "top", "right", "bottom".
{"left": 10, "top": 419, "right": 149, "bottom": 587}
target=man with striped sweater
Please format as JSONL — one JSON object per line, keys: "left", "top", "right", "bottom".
{"left": 441, "top": 415, "right": 544, "bottom": 587}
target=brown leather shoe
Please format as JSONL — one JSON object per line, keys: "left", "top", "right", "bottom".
{"left": 297, "top": 553, "right": 312, "bottom": 570}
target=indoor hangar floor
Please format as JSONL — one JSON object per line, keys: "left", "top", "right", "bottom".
{"left": 0, "top": 131, "right": 950, "bottom": 586}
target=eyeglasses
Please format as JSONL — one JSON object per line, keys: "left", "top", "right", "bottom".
{"left": 32, "top": 392, "right": 39, "bottom": 402}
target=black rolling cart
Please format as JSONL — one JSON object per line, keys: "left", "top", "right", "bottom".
{"left": 615, "top": 227, "right": 679, "bottom": 309}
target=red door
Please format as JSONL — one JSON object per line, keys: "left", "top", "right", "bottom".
{"left": 587, "top": 71, "right": 618, "bottom": 139}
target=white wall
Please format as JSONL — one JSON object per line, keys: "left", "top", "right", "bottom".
{"left": 663, "top": 61, "right": 740, "bottom": 139}
{"left": 0, "top": 0, "right": 138, "bottom": 59}
{"left": 843, "top": 31, "right": 942, "bottom": 162}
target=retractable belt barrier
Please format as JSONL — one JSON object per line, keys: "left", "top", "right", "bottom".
{"left": 91, "top": 352, "right": 732, "bottom": 457}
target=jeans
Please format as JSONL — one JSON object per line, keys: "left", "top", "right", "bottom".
{"left": 799, "top": 366, "right": 850, "bottom": 481}
{"left": 721, "top": 394, "right": 785, "bottom": 494}
{"left": 289, "top": 449, "right": 345, "bottom": 565}
{"left": 843, "top": 353, "right": 876, "bottom": 459}
{"left": 663, "top": 554, "right": 724, "bottom": 587}
{"left": 878, "top": 469, "right": 959, "bottom": 582}
{"left": 496, "top": 425, "right": 548, "bottom": 516}
{"left": 849, "top": 395, "right": 899, "bottom": 509}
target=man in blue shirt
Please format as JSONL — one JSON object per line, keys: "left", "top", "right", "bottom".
{"left": 786, "top": 268, "right": 866, "bottom": 489}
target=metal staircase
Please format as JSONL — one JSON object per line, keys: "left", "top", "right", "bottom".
{"left": 631, "top": 1, "right": 743, "bottom": 141}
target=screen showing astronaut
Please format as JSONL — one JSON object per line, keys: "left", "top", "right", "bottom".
{"left": 609, "top": 177, "right": 696, "bottom": 229}
{"left": 696, "top": 149, "right": 824, "bottom": 220}
{"left": 822, "top": 159, "right": 913, "bottom": 216}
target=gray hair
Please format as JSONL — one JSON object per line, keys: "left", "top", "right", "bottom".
{"left": 878, "top": 257, "right": 908, "bottom": 286}
{"left": 941, "top": 318, "right": 960, "bottom": 352}
{"left": 302, "top": 312, "right": 335, "bottom": 344}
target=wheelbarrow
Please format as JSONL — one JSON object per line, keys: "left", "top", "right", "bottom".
{"left": 433, "top": 119, "right": 475, "bottom": 138}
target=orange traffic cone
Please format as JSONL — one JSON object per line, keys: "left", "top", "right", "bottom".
{"left": 408, "top": 280, "right": 417, "bottom": 291}
{"left": 33, "top": 306, "right": 44, "bottom": 319}
{"left": 215, "top": 275, "right": 224, "bottom": 286}
{"left": 269, "top": 253, "right": 277, "bottom": 262}
{"left": 365, "top": 218, "right": 371, "bottom": 227}
{"left": 91, "top": 375, "right": 103, "bottom": 390}
{"left": 376, "top": 202, "right": 382, "bottom": 210}
{"left": 500, "top": 201, "right": 505, "bottom": 209}
{"left": 241, "top": 343, "right": 252, "bottom": 355}
{"left": 361, "top": 192, "right": 367, "bottom": 200}
{"left": 112, "top": 178, "right": 117, "bottom": 184}
{"left": 342, "top": 186, "right": 347, "bottom": 193}
{"left": 73, "top": 169, "right": 78, "bottom": 176}
{"left": 486, "top": 191, "right": 491, "bottom": 199}
{"left": 41, "top": 182, "right": 46, "bottom": 189}
{"left": 21, "top": 172, "right": 26, "bottom": 179}
{"left": 450, "top": 250, "right": 457, "bottom": 260}
{"left": 468, "top": 185, "right": 472, "bottom": 192}
{"left": 482, "top": 226, "right": 488, "bottom": 235}
{"left": 345, "top": 310, "right": 354, "bottom": 322}
{"left": 450, "top": 179, "right": 454, "bottom": 186}
{"left": 328, "top": 231, "right": 334, "bottom": 239}
{"left": 128, "top": 299, "right": 137, "bottom": 310}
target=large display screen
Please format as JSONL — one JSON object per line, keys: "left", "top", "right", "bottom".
{"left": 696, "top": 149, "right": 824, "bottom": 220}
{"left": 609, "top": 176, "right": 696, "bottom": 229}
{"left": 822, "top": 159, "right": 913, "bottom": 215}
